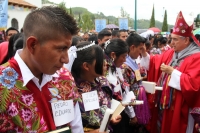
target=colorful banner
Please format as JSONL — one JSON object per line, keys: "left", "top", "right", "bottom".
{"left": 95, "top": 19, "right": 106, "bottom": 32}
{"left": 0, "top": 0, "right": 8, "bottom": 29}
{"left": 118, "top": 18, "right": 128, "bottom": 30}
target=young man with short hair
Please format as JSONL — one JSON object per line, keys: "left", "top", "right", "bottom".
{"left": 0, "top": 6, "right": 83, "bottom": 133}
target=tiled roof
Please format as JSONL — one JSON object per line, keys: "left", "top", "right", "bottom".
{"left": 8, "top": 0, "right": 37, "bottom": 8}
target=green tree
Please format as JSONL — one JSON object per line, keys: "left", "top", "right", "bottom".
{"left": 81, "top": 13, "right": 94, "bottom": 32}
{"left": 58, "top": 1, "right": 67, "bottom": 12}
{"left": 69, "top": 7, "right": 73, "bottom": 15}
{"left": 107, "top": 19, "right": 110, "bottom": 24}
{"left": 78, "top": 13, "right": 82, "bottom": 28}
{"left": 120, "top": 7, "right": 129, "bottom": 18}
{"left": 149, "top": 5, "right": 155, "bottom": 28}
{"left": 162, "top": 10, "right": 168, "bottom": 32}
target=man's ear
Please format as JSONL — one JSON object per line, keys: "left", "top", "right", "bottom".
{"left": 82, "top": 62, "right": 90, "bottom": 71}
{"left": 130, "top": 45, "right": 135, "bottom": 51}
{"left": 26, "top": 36, "right": 38, "bottom": 54}
{"left": 98, "top": 39, "right": 101, "bottom": 44}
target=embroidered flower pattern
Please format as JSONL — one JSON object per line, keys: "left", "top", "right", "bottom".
{"left": 0, "top": 64, "right": 78, "bottom": 132}
{"left": 7, "top": 103, "right": 18, "bottom": 117}
{"left": 175, "top": 28, "right": 180, "bottom": 32}
{"left": 182, "top": 30, "right": 186, "bottom": 33}
{"left": 21, "top": 94, "right": 34, "bottom": 106}
{"left": 80, "top": 82, "right": 92, "bottom": 92}
{"left": 77, "top": 77, "right": 113, "bottom": 127}
{"left": 22, "top": 109, "right": 32, "bottom": 122}
{"left": 0, "top": 67, "right": 18, "bottom": 89}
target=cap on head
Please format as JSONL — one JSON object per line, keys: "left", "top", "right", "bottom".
{"left": 172, "top": 11, "right": 200, "bottom": 46}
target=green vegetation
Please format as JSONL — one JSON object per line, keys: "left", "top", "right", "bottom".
{"left": 42, "top": 0, "right": 173, "bottom": 32}
{"left": 149, "top": 5, "right": 155, "bottom": 28}
{"left": 162, "top": 10, "right": 168, "bottom": 32}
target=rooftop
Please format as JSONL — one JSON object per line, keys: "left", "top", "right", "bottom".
{"left": 8, "top": 0, "right": 37, "bottom": 8}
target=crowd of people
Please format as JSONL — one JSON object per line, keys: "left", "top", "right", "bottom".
{"left": 0, "top": 6, "right": 200, "bottom": 133}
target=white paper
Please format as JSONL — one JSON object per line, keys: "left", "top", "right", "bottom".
{"left": 122, "top": 91, "right": 136, "bottom": 102}
{"left": 155, "top": 86, "right": 163, "bottom": 91}
{"left": 99, "top": 108, "right": 113, "bottom": 133}
{"left": 142, "top": 81, "right": 156, "bottom": 94}
{"left": 51, "top": 100, "right": 74, "bottom": 127}
{"left": 82, "top": 90, "right": 100, "bottom": 111}
{"left": 111, "top": 99, "right": 125, "bottom": 119}
{"left": 121, "top": 100, "right": 144, "bottom": 105}
{"left": 111, "top": 99, "right": 120, "bottom": 111}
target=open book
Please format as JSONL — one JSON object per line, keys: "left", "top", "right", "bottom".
{"left": 142, "top": 81, "right": 163, "bottom": 94}
{"left": 111, "top": 99, "right": 125, "bottom": 119}
{"left": 99, "top": 99, "right": 125, "bottom": 132}
{"left": 121, "top": 100, "right": 144, "bottom": 106}
{"left": 47, "top": 127, "right": 71, "bottom": 133}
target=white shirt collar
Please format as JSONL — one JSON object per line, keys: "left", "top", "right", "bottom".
{"left": 14, "top": 49, "right": 58, "bottom": 90}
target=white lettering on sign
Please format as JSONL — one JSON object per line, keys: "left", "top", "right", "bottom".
{"left": 51, "top": 100, "right": 74, "bottom": 127}
{"left": 82, "top": 90, "right": 100, "bottom": 111}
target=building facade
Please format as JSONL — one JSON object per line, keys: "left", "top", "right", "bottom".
{"left": 7, "top": 0, "right": 42, "bottom": 30}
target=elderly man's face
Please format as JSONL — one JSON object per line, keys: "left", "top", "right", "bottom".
{"left": 171, "top": 34, "right": 190, "bottom": 52}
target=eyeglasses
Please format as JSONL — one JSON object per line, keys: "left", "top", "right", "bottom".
{"left": 171, "top": 36, "right": 185, "bottom": 41}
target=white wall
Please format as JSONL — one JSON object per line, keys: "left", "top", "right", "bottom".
{"left": 7, "top": 9, "right": 31, "bottom": 30}
{"left": 25, "top": 0, "right": 42, "bottom": 8}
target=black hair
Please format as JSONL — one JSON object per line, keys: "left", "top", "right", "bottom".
{"left": 103, "top": 28, "right": 111, "bottom": 31}
{"left": 117, "top": 29, "right": 128, "bottom": 37}
{"left": 195, "top": 34, "right": 200, "bottom": 42}
{"left": 71, "top": 41, "right": 104, "bottom": 79}
{"left": 97, "top": 29, "right": 111, "bottom": 40}
{"left": 23, "top": 6, "right": 79, "bottom": 46}
{"left": 157, "top": 37, "right": 167, "bottom": 45}
{"left": 88, "top": 34, "right": 98, "bottom": 44}
{"left": 112, "top": 30, "right": 119, "bottom": 37}
{"left": 71, "top": 35, "right": 82, "bottom": 46}
{"left": 104, "top": 38, "right": 128, "bottom": 58}
{"left": 1, "top": 33, "right": 24, "bottom": 64}
{"left": 6, "top": 27, "right": 19, "bottom": 36}
{"left": 126, "top": 33, "right": 145, "bottom": 47}
{"left": 145, "top": 40, "right": 151, "bottom": 50}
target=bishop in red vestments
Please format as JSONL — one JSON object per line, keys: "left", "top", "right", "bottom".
{"left": 141, "top": 11, "right": 200, "bottom": 133}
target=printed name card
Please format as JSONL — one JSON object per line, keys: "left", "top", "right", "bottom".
{"left": 51, "top": 100, "right": 74, "bottom": 127}
{"left": 82, "top": 90, "right": 100, "bottom": 111}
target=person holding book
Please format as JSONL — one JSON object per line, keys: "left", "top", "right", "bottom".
{"left": 140, "top": 11, "right": 200, "bottom": 133}
{"left": 0, "top": 6, "right": 83, "bottom": 133}
{"left": 103, "top": 39, "right": 136, "bottom": 133}
{"left": 71, "top": 41, "right": 121, "bottom": 133}
{"left": 120, "top": 33, "right": 151, "bottom": 133}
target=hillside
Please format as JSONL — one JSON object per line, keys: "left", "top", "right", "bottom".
{"left": 43, "top": 0, "right": 173, "bottom": 30}
{"left": 71, "top": 7, "right": 173, "bottom": 30}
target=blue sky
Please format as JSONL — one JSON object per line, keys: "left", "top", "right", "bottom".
{"left": 50, "top": 0, "right": 200, "bottom": 25}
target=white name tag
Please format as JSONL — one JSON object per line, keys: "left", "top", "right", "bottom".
{"left": 51, "top": 100, "right": 74, "bottom": 127}
{"left": 82, "top": 90, "right": 100, "bottom": 111}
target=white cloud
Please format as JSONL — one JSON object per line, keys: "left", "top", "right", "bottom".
{"left": 49, "top": 0, "right": 200, "bottom": 25}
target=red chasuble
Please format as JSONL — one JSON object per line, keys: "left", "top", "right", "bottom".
{"left": 147, "top": 49, "right": 200, "bottom": 133}
{"left": 0, "top": 58, "right": 80, "bottom": 132}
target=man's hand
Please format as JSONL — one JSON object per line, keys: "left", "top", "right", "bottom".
{"left": 160, "top": 63, "right": 174, "bottom": 75}
{"left": 195, "top": 123, "right": 200, "bottom": 133}
{"left": 140, "top": 45, "right": 147, "bottom": 57}
{"left": 129, "top": 117, "right": 137, "bottom": 125}
{"left": 110, "top": 115, "right": 122, "bottom": 125}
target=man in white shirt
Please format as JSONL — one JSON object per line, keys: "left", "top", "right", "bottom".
{"left": 0, "top": 6, "right": 83, "bottom": 133}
